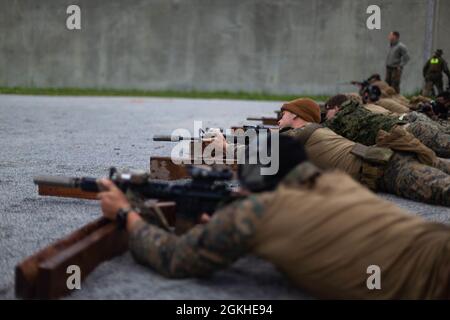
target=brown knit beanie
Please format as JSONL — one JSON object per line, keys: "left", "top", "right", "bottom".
{"left": 281, "top": 98, "right": 321, "bottom": 123}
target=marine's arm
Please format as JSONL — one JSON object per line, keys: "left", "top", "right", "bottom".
{"left": 128, "top": 198, "right": 262, "bottom": 278}
{"left": 209, "top": 131, "right": 247, "bottom": 158}
{"left": 98, "top": 178, "right": 264, "bottom": 278}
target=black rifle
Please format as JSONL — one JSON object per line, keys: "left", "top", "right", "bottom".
{"left": 236, "top": 125, "right": 276, "bottom": 132}
{"left": 349, "top": 80, "right": 370, "bottom": 87}
{"left": 34, "top": 167, "right": 242, "bottom": 231}
{"left": 153, "top": 125, "right": 275, "bottom": 142}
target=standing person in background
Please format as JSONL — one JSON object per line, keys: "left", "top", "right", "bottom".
{"left": 385, "top": 31, "right": 410, "bottom": 93}
{"left": 422, "top": 49, "right": 450, "bottom": 97}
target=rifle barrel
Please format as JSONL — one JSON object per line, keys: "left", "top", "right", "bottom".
{"left": 153, "top": 133, "right": 244, "bottom": 142}
{"left": 33, "top": 176, "right": 79, "bottom": 188}
{"left": 34, "top": 176, "right": 99, "bottom": 192}
{"left": 153, "top": 134, "right": 198, "bottom": 142}
{"left": 246, "top": 117, "right": 266, "bottom": 121}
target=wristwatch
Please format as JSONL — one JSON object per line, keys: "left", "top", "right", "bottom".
{"left": 116, "top": 207, "right": 133, "bottom": 229}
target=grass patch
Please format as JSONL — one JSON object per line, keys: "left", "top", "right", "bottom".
{"left": 0, "top": 87, "right": 330, "bottom": 102}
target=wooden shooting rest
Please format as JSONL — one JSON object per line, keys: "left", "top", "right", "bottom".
{"left": 15, "top": 202, "right": 176, "bottom": 299}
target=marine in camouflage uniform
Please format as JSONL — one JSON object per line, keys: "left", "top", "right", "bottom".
{"left": 276, "top": 97, "right": 450, "bottom": 206}
{"left": 324, "top": 100, "right": 450, "bottom": 158}
{"left": 382, "top": 152, "right": 450, "bottom": 205}
{"left": 436, "top": 118, "right": 450, "bottom": 133}
{"left": 282, "top": 126, "right": 450, "bottom": 207}
{"left": 404, "top": 112, "right": 450, "bottom": 157}
{"left": 406, "top": 109, "right": 450, "bottom": 134}
{"left": 117, "top": 161, "right": 450, "bottom": 299}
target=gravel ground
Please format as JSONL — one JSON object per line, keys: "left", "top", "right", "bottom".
{"left": 0, "top": 95, "right": 449, "bottom": 300}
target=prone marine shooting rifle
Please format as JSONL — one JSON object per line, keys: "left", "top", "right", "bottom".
{"left": 18, "top": 166, "right": 243, "bottom": 299}
{"left": 153, "top": 125, "right": 276, "bottom": 142}
{"left": 20, "top": 131, "right": 277, "bottom": 299}
{"left": 33, "top": 166, "right": 242, "bottom": 231}
{"left": 246, "top": 110, "right": 281, "bottom": 126}
{"left": 153, "top": 127, "right": 276, "bottom": 162}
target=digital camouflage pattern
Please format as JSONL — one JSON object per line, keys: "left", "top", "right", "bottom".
{"left": 436, "top": 157, "right": 450, "bottom": 174}
{"left": 381, "top": 152, "right": 450, "bottom": 206}
{"left": 406, "top": 119, "right": 450, "bottom": 158}
{"left": 127, "top": 162, "right": 450, "bottom": 299}
{"left": 129, "top": 194, "right": 264, "bottom": 278}
{"left": 281, "top": 124, "right": 450, "bottom": 206}
{"left": 325, "top": 101, "right": 450, "bottom": 158}
{"left": 128, "top": 163, "right": 321, "bottom": 278}
{"left": 436, "top": 119, "right": 450, "bottom": 133}
{"left": 405, "top": 111, "right": 450, "bottom": 134}
{"left": 324, "top": 100, "right": 404, "bottom": 145}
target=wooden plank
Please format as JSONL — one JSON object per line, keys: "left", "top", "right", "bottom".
{"left": 150, "top": 156, "right": 238, "bottom": 180}
{"left": 15, "top": 202, "right": 176, "bottom": 299}
{"left": 15, "top": 218, "right": 109, "bottom": 299}
{"left": 36, "top": 220, "right": 128, "bottom": 299}
{"left": 38, "top": 185, "right": 98, "bottom": 200}
{"left": 150, "top": 156, "right": 191, "bottom": 180}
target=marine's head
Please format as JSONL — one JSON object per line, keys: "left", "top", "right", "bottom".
{"left": 238, "top": 134, "right": 308, "bottom": 192}
{"left": 368, "top": 74, "right": 381, "bottom": 82}
{"left": 435, "top": 49, "right": 443, "bottom": 58}
{"left": 324, "top": 94, "right": 348, "bottom": 120}
{"left": 278, "top": 98, "right": 321, "bottom": 129}
{"left": 362, "top": 85, "right": 381, "bottom": 104}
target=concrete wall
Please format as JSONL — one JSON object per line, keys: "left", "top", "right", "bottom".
{"left": 1, "top": 0, "right": 449, "bottom": 95}
{"left": 434, "top": 0, "right": 450, "bottom": 88}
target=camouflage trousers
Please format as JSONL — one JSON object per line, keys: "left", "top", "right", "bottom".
{"left": 435, "top": 118, "right": 450, "bottom": 133}
{"left": 404, "top": 116, "right": 450, "bottom": 158}
{"left": 380, "top": 152, "right": 450, "bottom": 206}
{"left": 406, "top": 111, "right": 450, "bottom": 134}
